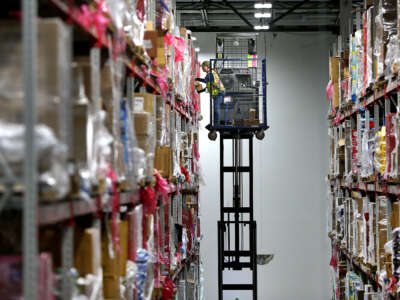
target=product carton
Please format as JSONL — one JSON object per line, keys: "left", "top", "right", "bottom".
{"left": 156, "top": 33, "right": 166, "bottom": 67}
{"left": 37, "top": 18, "right": 72, "bottom": 138}
{"left": 144, "top": 31, "right": 158, "bottom": 59}
{"left": 154, "top": 146, "right": 172, "bottom": 178}
{"left": 72, "top": 103, "right": 88, "bottom": 163}
{"left": 134, "top": 93, "right": 156, "bottom": 115}
{"left": 102, "top": 221, "right": 120, "bottom": 298}
{"left": 330, "top": 56, "right": 340, "bottom": 83}
{"left": 134, "top": 112, "right": 153, "bottom": 136}
{"left": 119, "top": 220, "right": 129, "bottom": 277}
{"left": 75, "top": 228, "right": 101, "bottom": 276}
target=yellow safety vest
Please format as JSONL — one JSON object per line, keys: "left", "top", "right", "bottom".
{"left": 206, "top": 70, "right": 225, "bottom": 96}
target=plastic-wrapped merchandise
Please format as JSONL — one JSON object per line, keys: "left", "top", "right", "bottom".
{"left": 0, "top": 19, "right": 72, "bottom": 138}
{"left": 355, "top": 29, "right": 364, "bottom": 98}
{"left": 390, "top": 114, "right": 400, "bottom": 178}
{"left": 385, "top": 113, "right": 397, "bottom": 179}
{"left": 123, "top": 260, "right": 137, "bottom": 300}
{"left": 366, "top": 8, "right": 374, "bottom": 88}
{"left": 134, "top": 111, "right": 156, "bottom": 180}
{"left": 75, "top": 270, "right": 103, "bottom": 300}
{"left": 381, "top": 0, "right": 397, "bottom": 44}
{"left": 375, "top": 10, "right": 385, "bottom": 79}
{"left": 360, "top": 128, "right": 375, "bottom": 179}
{"left": 392, "top": 228, "right": 400, "bottom": 279}
{"left": 360, "top": 197, "right": 369, "bottom": 261}
{"left": 105, "top": 0, "right": 126, "bottom": 30}
{"left": 0, "top": 22, "right": 23, "bottom": 123}
{"left": 351, "top": 129, "right": 358, "bottom": 176}
{"left": 0, "top": 19, "right": 72, "bottom": 199}
{"left": 377, "top": 196, "right": 389, "bottom": 273}
{"left": 385, "top": 35, "right": 400, "bottom": 75}
{"left": 128, "top": 205, "right": 143, "bottom": 262}
{"left": 0, "top": 254, "right": 56, "bottom": 300}
{"left": 374, "top": 126, "right": 386, "bottom": 176}
{"left": 350, "top": 34, "right": 357, "bottom": 103}
{"left": 156, "top": 0, "right": 171, "bottom": 31}
{"left": 368, "top": 202, "right": 377, "bottom": 265}
{"left": 87, "top": 109, "right": 113, "bottom": 184}
{"left": 351, "top": 198, "right": 358, "bottom": 255}
{"left": 104, "top": 55, "right": 125, "bottom": 183}
{"left": 123, "top": 0, "right": 145, "bottom": 47}
{"left": 170, "top": 111, "right": 181, "bottom": 179}
{"left": 0, "top": 122, "right": 70, "bottom": 199}
{"left": 345, "top": 272, "right": 363, "bottom": 299}
{"left": 156, "top": 96, "right": 168, "bottom": 147}
{"left": 1, "top": 18, "right": 70, "bottom": 131}
{"left": 135, "top": 249, "right": 149, "bottom": 300}
{"left": 335, "top": 197, "right": 345, "bottom": 238}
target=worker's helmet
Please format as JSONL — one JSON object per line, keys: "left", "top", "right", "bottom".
{"left": 201, "top": 61, "right": 210, "bottom": 68}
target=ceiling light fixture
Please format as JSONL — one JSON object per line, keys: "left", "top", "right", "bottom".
{"left": 254, "top": 12, "right": 272, "bottom": 18}
{"left": 254, "top": 25, "right": 270, "bottom": 30}
{"left": 254, "top": 2, "right": 272, "bottom": 9}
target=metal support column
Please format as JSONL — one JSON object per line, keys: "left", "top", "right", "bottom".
{"left": 22, "top": 0, "right": 38, "bottom": 299}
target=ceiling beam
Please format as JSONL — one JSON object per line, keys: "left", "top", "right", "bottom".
{"left": 221, "top": 0, "right": 253, "bottom": 28}
{"left": 180, "top": 9, "right": 339, "bottom": 14}
{"left": 176, "top": 1, "right": 343, "bottom": 8}
{"left": 269, "top": 0, "right": 312, "bottom": 26}
{"left": 186, "top": 25, "right": 339, "bottom": 33}
{"left": 200, "top": 8, "right": 209, "bottom": 27}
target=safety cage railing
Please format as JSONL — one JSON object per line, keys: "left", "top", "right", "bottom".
{"left": 208, "top": 58, "right": 268, "bottom": 133}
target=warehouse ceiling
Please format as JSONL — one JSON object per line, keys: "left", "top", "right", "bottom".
{"left": 176, "top": 0, "right": 358, "bottom": 33}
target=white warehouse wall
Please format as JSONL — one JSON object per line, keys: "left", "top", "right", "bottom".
{"left": 197, "top": 32, "right": 334, "bottom": 300}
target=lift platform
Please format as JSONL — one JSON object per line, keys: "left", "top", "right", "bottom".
{"left": 204, "top": 34, "right": 270, "bottom": 299}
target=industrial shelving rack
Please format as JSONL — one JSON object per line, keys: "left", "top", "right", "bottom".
{"left": 327, "top": 1, "right": 400, "bottom": 296}
{"left": 328, "top": 75, "right": 400, "bottom": 298}
{"left": 1, "top": 1, "right": 202, "bottom": 299}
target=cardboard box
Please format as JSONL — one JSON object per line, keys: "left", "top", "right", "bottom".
{"left": 145, "top": 21, "right": 154, "bottom": 31}
{"left": 119, "top": 220, "right": 129, "bottom": 277}
{"left": 37, "top": 18, "right": 72, "bottom": 138}
{"left": 333, "top": 82, "right": 340, "bottom": 108}
{"left": 75, "top": 228, "right": 101, "bottom": 276}
{"left": 134, "top": 93, "right": 156, "bottom": 115}
{"left": 154, "top": 146, "right": 172, "bottom": 178}
{"left": 144, "top": 31, "right": 158, "bottom": 59}
{"left": 329, "top": 56, "right": 340, "bottom": 83}
{"left": 134, "top": 112, "right": 153, "bottom": 135}
{"left": 180, "top": 27, "right": 187, "bottom": 39}
{"left": 156, "top": 34, "right": 166, "bottom": 67}
{"left": 102, "top": 221, "right": 120, "bottom": 298}
{"left": 137, "top": 134, "right": 153, "bottom": 154}
{"left": 103, "top": 275, "right": 119, "bottom": 299}
{"left": 72, "top": 103, "right": 88, "bottom": 163}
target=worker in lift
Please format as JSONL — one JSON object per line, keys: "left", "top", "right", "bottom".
{"left": 195, "top": 61, "right": 227, "bottom": 125}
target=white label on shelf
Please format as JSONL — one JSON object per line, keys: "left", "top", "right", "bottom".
{"left": 143, "top": 39, "right": 153, "bottom": 49}
{"left": 135, "top": 97, "right": 144, "bottom": 112}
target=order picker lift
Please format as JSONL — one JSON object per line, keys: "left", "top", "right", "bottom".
{"left": 204, "top": 34, "right": 271, "bottom": 300}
